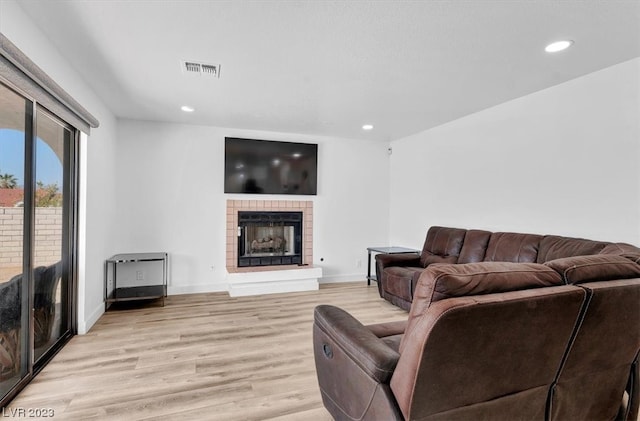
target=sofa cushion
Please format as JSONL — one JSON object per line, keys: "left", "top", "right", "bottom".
{"left": 419, "top": 226, "right": 466, "bottom": 267}
{"left": 548, "top": 278, "right": 640, "bottom": 421}
{"left": 401, "top": 262, "right": 563, "bottom": 353}
{"left": 625, "top": 254, "right": 640, "bottom": 264}
{"left": 537, "top": 235, "right": 608, "bottom": 263}
{"left": 545, "top": 254, "right": 640, "bottom": 285}
{"left": 599, "top": 242, "right": 640, "bottom": 264}
{"left": 457, "top": 229, "right": 492, "bottom": 263}
{"left": 417, "top": 262, "right": 563, "bottom": 304}
{"left": 383, "top": 266, "right": 423, "bottom": 301}
{"left": 484, "top": 232, "right": 542, "bottom": 263}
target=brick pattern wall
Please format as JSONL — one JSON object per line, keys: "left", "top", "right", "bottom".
{"left": 226, "top": 200, "right": 313, "bottom": 271}
{"left": 33, "top": 208, "right": 63, "bottom": 266}
{"left": 0, "top": 207, "right": 62, "bottom": 276}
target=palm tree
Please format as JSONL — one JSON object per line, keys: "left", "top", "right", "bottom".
{"left": 0, "top": 173, "right": 18, "bottom": 189}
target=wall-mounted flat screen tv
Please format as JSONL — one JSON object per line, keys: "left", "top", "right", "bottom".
{"left": 224, "top": 137, "right": 318, "bottom": 195}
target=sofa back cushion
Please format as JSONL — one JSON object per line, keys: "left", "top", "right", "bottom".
{"left": 536, "top": 235, "right": 608, "bottom": 263}
{"left": 457, "top": 229, "right": 492, "bottom": 263}
{"left": 549, "top": 278, "right": 640, "bottom": 421}
{"left": 599, "top": 242, "right": 640, "bottom": 264}
{"left": 626, "top": 254, "right": 640, "bottom": 264}
{"left": 544, "top": 254, "right": 640, "bottom": 285}
{"left": 401, "top": 262, "right": 563, "bottom": 353}
{"left": 420, "top": 226, "right": 467, "bottom": 267}
{"left": 483, "top": 232, "right": 542, "bottom": 263}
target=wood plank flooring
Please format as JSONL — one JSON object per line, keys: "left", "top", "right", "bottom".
{"left": 8, "top": 282, "right": 407, "bottom": 420}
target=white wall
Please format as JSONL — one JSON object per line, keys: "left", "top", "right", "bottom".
{"left": 1, "top": 0, "right": 120, "bottom": 333}
{"left": 115, "top": 120, "right": 390, "bottom": 293}
{"left": 389, "top": 58, "right": 640, "bottom": 250}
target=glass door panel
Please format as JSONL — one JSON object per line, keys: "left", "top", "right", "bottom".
{"left": 33, "top": 111, "right": 70, "bottom": 362}
{"left": 0, "top": 83, "right": 29, "bottom": 398}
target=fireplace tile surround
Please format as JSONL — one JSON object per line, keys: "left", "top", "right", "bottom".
{"left": 226, "top": 200, "right": 313, "bottom": 272}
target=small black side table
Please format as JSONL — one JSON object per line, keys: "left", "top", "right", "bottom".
{"left": 105, "top": 252, "right": 168, "bottom": 310}
{"left": 366, "top": 246, "right": 420, "bottom": 285}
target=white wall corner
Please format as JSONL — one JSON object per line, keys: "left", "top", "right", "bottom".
{"left": 78, "top": 302, "right": 104, "bottom": 335}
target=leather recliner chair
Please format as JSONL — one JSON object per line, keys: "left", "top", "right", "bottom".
{"left": 313, "top": 258, "right": 640, "bottom": 420}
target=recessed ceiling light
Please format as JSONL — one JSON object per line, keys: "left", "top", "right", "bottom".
{"left": 362, "top": 124, "right": 374, "bottom": 130}
{"left": 545, "top": 40, "right": 573, "bottom": 53}
{"left": 181, "top": 105, "right": 195, "bottom": 112}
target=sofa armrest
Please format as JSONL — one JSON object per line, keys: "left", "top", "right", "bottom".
{"left": 376, "top": 253, "right": 422, "bottom": 270}
{"left": 313, "top": 305, "right": 402, "bottom": 420}
{"left": 314, "top": 305, "right": 399, "bottom": 383}
{"left": 366, "top": 320, "right": 407, "bottom": 338}
{"left": 375, "top": 254, "right": 422, "bottom": 296}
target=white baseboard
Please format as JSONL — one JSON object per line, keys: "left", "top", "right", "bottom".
{"left": 78, "top": 302, "right": 104, "bottom": 335}
{"left": 168, "top": 283, "right": 228, "bottom": 295}
{"left": 320, "top": 273, "right": 367, "bottom": 284}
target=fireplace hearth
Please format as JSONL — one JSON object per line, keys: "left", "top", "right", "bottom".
{"left": 237, "top": 211, "right": 302, "bottom": 267}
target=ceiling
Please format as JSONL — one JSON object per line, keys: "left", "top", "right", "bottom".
{"left": 14, "top": 1, "right": 640, "bottom": 142}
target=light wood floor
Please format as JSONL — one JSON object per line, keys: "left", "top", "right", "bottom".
{"left": 8, "top": 282, "right": 407, "bottom": 420}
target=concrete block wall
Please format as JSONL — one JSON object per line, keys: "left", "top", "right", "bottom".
{"left": 0, "top": 207, "right": 62, "bottom": 274}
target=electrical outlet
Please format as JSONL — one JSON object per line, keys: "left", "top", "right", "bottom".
{"left": 356, "top": 259, "right": 362, "bottom": 268}
{"left": 136, "top": 270, "right": 144, "bottom": 281}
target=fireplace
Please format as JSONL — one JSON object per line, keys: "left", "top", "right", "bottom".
{"left": 226, "top": 199, "right": 313, "bottom": 271}
{"left": 225, "top": 200, "right": 320, "bottom": 296}
{"left": 237, "top": 211, "right": 303, "bottom": 267}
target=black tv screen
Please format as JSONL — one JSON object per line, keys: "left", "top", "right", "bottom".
{"left": 224, "top": 137, "right": 318, "bottom": 195}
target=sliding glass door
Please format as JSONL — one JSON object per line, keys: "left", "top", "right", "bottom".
{"left": 0, "top": 81, "right": 76, "bottom": 405}
{"left": 0, "top": 82, "right": 29, "bottom": 401}
{"left": 33, "top": 110, "right": 73, "bottom": 363}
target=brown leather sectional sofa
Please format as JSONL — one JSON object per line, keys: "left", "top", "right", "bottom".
{"left": 314, "top": 255, "right": 640, "bottom": 420}
{"left": 312, "top": 226, "right": 640, "bottom": 420}
{"left": 375, "top": 225, "right": 640, "bottom": 310}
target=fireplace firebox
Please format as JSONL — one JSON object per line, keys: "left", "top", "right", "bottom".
{"left": 237, "top": 211, "right": 303, "bottom": 267}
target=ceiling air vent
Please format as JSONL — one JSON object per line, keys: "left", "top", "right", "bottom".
{"left": 181, "top": 60, "right": 221, "bottom": 78}
{"left": 184, "top": 61, "right": 201, "bottom": 73}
